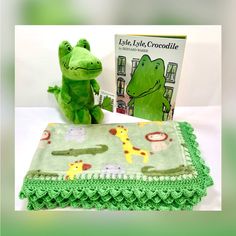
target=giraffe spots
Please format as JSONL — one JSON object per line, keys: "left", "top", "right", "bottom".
{"left": 109, "top": 126, "right": 151, "bottom": 164}
{"left": 109, "top": 128, "right": 117, "bottom": 135}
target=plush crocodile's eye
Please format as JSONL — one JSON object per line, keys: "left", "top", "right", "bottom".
{"left": 64, "top": 42, "right": 72, "bottom": 52}
{"left": 59, "top": 41, "right": 73, "bottom": 57}
{"left": 142, "top": 63, "right": 144, "bottom": 66}
{"left": 155, "top": 65, "right": 158, "bottom": 69}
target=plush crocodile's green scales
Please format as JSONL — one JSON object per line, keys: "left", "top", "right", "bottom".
{"left": 19, "top": 121, "right": 213, "bottom": 210}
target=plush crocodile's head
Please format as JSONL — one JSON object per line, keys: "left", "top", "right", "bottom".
{"left": 126, "top": 55, "right": 165, "bottom": 98}
{"left": 59, "top": 39, "right": 102, "bottom": 80}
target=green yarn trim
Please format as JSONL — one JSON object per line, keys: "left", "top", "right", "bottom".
{"left": 19, "top": 122, "right": 213, "bottom": 211}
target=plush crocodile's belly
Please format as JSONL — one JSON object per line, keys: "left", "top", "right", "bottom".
{"left": 69, "top": 81, "right": 94, "bottom": 108}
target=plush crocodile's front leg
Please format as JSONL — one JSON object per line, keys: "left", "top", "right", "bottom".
{"left": 90, "top": 105, "right": 104, "bottom": 124}
{"left": 74, "top": 108, "right": 91, "bottom": 124}
{"left": 90, "top": 79, "right": 100, "bottom": 95}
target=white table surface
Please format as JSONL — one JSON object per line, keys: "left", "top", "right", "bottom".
{"left": 15, "top": 106, "right": 221, "bottom": 211}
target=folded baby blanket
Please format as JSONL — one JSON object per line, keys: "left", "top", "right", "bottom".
{"left": 19, "top": 121, "right": 213, "bottom": 210}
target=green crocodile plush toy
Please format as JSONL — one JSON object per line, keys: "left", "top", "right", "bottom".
{"left": 48, "top": 39, "right": 104, "bottom": 124}
{"left": 126, "top": 55, "right": 170, "bottom": 121}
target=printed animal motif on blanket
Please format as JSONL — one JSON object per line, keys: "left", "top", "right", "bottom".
{"left": 66, "top": 160, "right": 91, "bottom": 180}
{"left": 109, "top": 125, "right": 153, "bottom": 164}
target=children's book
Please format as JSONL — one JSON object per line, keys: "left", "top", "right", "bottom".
{"left": 115, "top": 34, "right": 186, "bottom": 121}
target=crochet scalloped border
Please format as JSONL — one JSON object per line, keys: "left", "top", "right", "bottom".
{"left": 19, "top": 122, "right": 213, "bottom": 210}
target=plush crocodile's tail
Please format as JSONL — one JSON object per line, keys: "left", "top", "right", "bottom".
{"left": 48, "top": 85, "right": 61, "bottom": 100}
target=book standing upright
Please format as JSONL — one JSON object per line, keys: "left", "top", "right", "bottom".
{"left": 115, "top": 34, "right": 186, "bottom": 121}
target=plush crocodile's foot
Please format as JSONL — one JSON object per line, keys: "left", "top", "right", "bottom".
{"left": 74, "top": 108, "right": 91, "bottom": 124}
{"left": 90, "top": 105, "right": 104, "bottom": 124}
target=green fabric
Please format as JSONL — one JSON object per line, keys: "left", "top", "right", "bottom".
{"left": 48, "top": 39, "right": 104, "bottom": 124}
{"left": 19, "top": 121, "right": 213, "bottom": 210}
{"left": 127, "top": 55, "right": 170, "bottom": 121}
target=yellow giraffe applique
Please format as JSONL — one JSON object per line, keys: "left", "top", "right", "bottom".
{"left": 109, "top": 125, "right": 153, "bottom": 164}
{"left": 65, "top": 160, "right": 91, "bottom": 180}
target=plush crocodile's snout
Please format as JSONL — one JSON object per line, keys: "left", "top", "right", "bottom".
{"left": 86, "top": 60, "right": 102, "bottom": 70}
{"left": 90, "top": 61, "right": 101, "bottom": 65}
{"left": 69, "top": 47, "right": 102, "bottom": 71}
{"left": 109, "top": 128, "right": 117, "bottom": 135}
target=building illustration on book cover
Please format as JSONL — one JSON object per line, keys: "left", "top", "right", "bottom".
{"left": 115, "top": 35, "right": 186, "bottom": 121}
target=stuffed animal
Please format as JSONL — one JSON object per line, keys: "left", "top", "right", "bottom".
{"left": 48, "top": 39, "right": 104, "bottom": 124}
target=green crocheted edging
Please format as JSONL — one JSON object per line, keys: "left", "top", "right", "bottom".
{"left": 19, "top": 122, "right": 213, "bottom": 211}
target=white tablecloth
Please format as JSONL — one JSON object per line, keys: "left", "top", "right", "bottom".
{"left": 15, "top": 106, "right": 221, "bottom": 211}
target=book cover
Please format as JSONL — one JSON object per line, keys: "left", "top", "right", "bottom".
{"left": 115, "top": 34, "right": 186, "bottom": 120}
